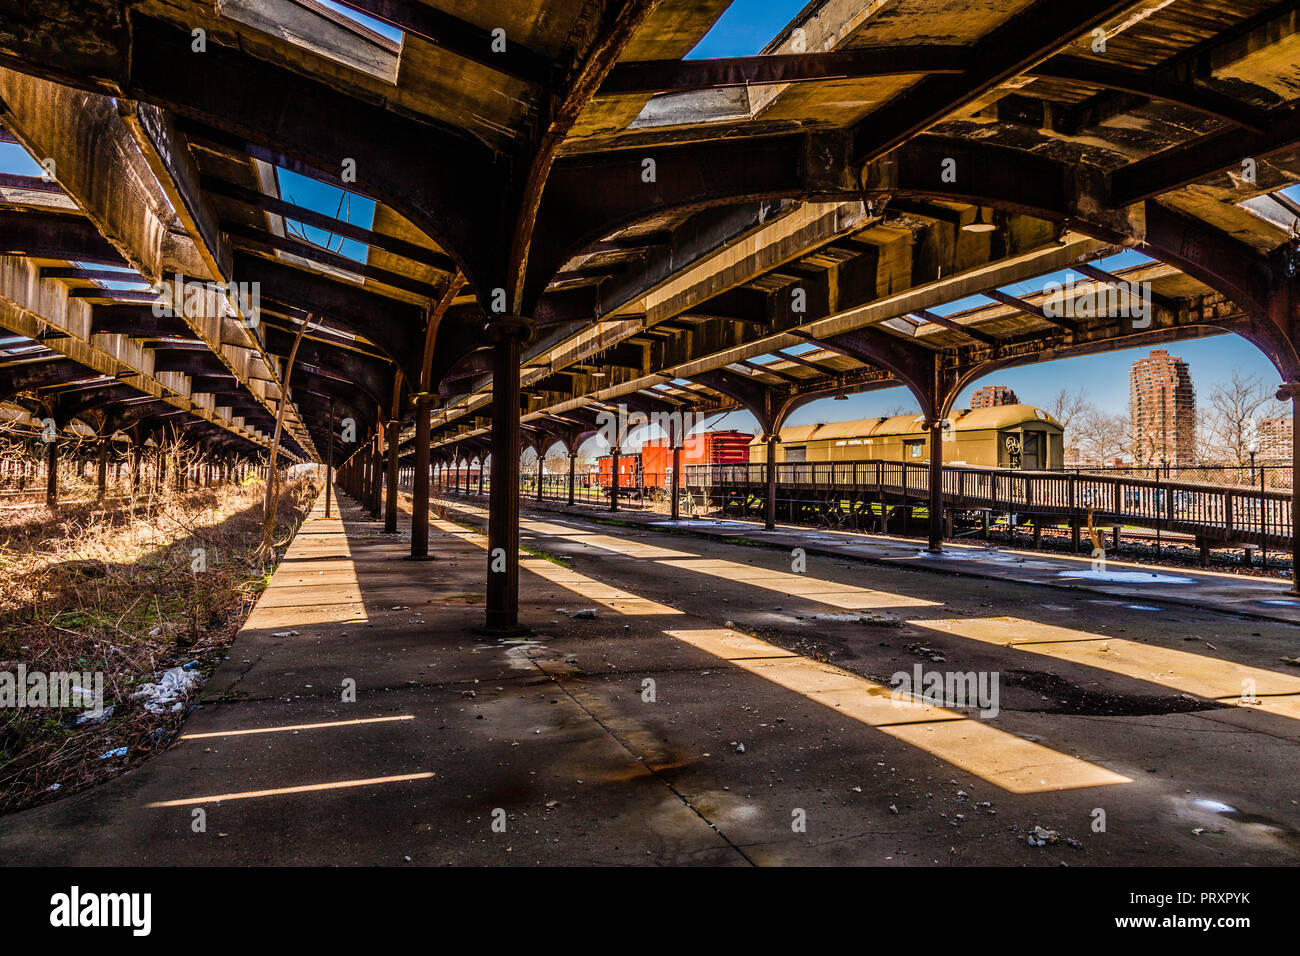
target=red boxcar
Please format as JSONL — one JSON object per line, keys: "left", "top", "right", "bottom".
{"left": 597, "top": 430, "right": 751, "bottom": 492}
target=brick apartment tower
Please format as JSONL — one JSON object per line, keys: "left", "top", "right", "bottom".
{"left": 1258, "top": 416, "right": 1293, "bottom": 460}
{"left": 1129, "top": 349, "right": 1196, "bottom": 464}
{"left": 970, "top": 385, "right": 1019, "bottom": 408}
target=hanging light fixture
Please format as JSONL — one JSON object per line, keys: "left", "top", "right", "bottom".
{"left": 963, "top": 206, "right": 997, "bottom": 233}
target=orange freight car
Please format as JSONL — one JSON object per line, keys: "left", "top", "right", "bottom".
{"left": 597, "top": 430, "right": 751, "bottom": 495}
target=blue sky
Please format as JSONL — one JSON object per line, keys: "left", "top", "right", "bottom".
{"left": 688, "top": 0, "right": 810, "bottom": 57}
{"left": 275, "top": 166, "right": 375, "bottom": 264}
{"left": 317, "top": 0, "right": 403, "bottom": 44}
{"left": 0, "top": 143, "right": 42, "bottom": 176}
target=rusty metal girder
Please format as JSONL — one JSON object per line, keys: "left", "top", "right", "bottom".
{"left": 234, "top": 254, "right": 425, "bottom": 384}
{"left": 849, "top": 0, "right": 1137, "bottom": 164}
{"left": 0, "top": 209, "right": 127, "bottom": 265}
{"left": 527, "top": 133, "right": 858, "bottom": 311}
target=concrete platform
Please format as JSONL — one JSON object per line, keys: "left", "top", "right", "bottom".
{"left": 467, "top": 492, "right": 1300, "bottom": 626}
{"left": 4, "top": 487, "right": 1300, "bottom": 866}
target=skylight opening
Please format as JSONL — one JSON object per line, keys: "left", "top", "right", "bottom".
{"left": 74, "top": 261, "right": 151, "bottom": 293}
{"left": 928, "top": 294, "right": 988, "bottom": 317}
{"left": 632, "top": 0, "right": 816, "bottom": 129}
{"left": 314, "top": 0, "right": 404, "bottom": 45}
{"left": 74, "top": 261, "right": 150, "bottom": 291}
{"left": 687, "top": 0, "right": 813, "bottom": 58}
{"left": 0, "top": 142, "right": 45, "bottom": 178}
{"left": 221, "top": 0, "right": 403, "bottom": 83}
{"left": 993, "top": 249, "right": 1159, "bottom": 303}
{"left": 275, "top": 167, "right": 375, "bottom": 266}
{"left": 1237, "top": 185, "right": 1300, "bottom": 236}
{"left": 77, "top": 262, "right": 137, "bottom": 273}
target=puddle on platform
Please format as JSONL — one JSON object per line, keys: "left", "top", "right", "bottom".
{"left": 471, "top": 638, "right": 552, "bottom": 670}
{"left": 914, "top": 550, "right": 1059, "bottom": 570}
{"left": 651, "top": 519, "right": 751, "bottom": 530}
{"left": 1058, "top": 570, "right": 1195, "bottom": 584}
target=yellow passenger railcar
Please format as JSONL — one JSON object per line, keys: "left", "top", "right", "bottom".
{"left": 749, "top": 405, "right": 1065, "bottom": 470}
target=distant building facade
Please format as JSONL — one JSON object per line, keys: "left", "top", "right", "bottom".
{"left": 1258, "top": 416, "right": 1293, "bottom": 460}
{"left": 1129, "top": 349, "right": 1196, "bottom": 464}
{"left": 970, "top": 385, "right": 1019, "bottom": 408}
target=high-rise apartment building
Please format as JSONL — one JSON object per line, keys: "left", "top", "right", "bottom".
{"left": 1257, "top": 416, "right": 1293, "bottom": 461}
{"left": 1129, "top": 349, "right": 1196, "bottom": 464}
{"left": 970, "top": 385, "right": 1019, "bottom": 408}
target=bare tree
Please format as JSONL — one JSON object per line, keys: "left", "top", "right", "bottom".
{"left": 1047, "top": 387, "right": 1094, "bottom": 462}
{"left": 257, "top": 312, "right": 316, "bottom": 563}
{"left": 1201, "top": 370, "right": 1283, "bottom": 466}
{"left": 1075, "top": 409, "right": 1130, "bottom": 465}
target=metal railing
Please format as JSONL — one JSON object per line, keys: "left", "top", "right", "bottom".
{"left": 686, "top": 459, "right": 1294, "bottom": 548}
{"left": 1068, "top": 462, "right": 1292, "bottom": 492}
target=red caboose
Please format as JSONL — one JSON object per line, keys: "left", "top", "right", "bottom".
{"left": 597, "top": 430, "right": 751, "bottom": 494}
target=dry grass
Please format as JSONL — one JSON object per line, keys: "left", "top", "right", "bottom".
{"left": 0, "top": 468, "right": 319, "bottom": 814}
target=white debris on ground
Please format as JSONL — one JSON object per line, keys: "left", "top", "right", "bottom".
{"left": 1027, "top": 826, "right": 1060, "bottom": 847}
{"left": 131, "top": 666, "right": 204, "bottom": 714}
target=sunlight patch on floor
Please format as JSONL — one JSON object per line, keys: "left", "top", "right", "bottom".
{"left": 913, "top": 617, "right": 1300, "bottom": 721}
{"left": 431, "top": 517, "right": 682, "bottom": 615}
{"left": 656, "top": 558, "right": 938, "bottom": 610}
{"left": 147, "top": 772, "right": 435, "bottom": 807}
{"left": 181, "top": 715, "right": 414, "bottom": 741}
{"left": 666, "top": 627, "right": 1128, "bottom": 794}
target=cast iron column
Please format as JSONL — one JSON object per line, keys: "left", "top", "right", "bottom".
{"left": 927, "top": 420, "right": 945, "bottom": 553}
{"left": 360, "top": 445, "right": 370, "bottom": 511}
{"left": 610, "top": 446, "right": 620, "bottom": 512}
{"left": 371, "top": 436, "right": 383, "bottom": 517}
{"left": 1291, "top": 386, "right": 1300, "bottom": 593}
{"left": 96, "top": 439, "right": 109, "bottom": 500}
{"left": 568, "top": 452, "right": 576, "bottom": 505}
{"left": 325, "top": 398, "right": 334, "bottom": 518}
{"left": 45, "top": 433, "right": 58, "bottom": 509}
{"left": 485, "top": 317, "right": 530, "bottom": 633}
{"left": 384, "top": 419, "right": 399, "bottom": 533}
{"left": 410, "top": 397, "right": 431, "bottom": 558}
{"left": 671, "top": 442, "right": 682, "bottom": 519}
{"left": 765, "top": 434, "right": 777, "bottom": 530}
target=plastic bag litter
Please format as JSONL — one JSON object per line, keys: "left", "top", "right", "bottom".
{"left": 71, "top": 705, "right": 114, "bottom": 727}
{"left": 131, "top": 666, "right": 202, "bottom": 714}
